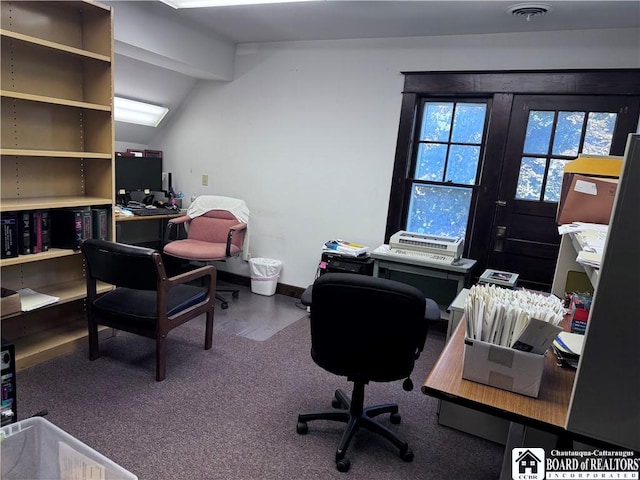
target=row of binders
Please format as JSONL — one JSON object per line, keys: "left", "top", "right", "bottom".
{"left": 1, "top": 208, "right": 109, "bottom": 259}
{"left": 464, "top": 284, "right": 565, "bottom": 354}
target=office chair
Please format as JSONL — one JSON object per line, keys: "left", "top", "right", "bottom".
{"left": 163, "top": 200, "right": 247, "bottom": 309}
{"left": 81, "top": 239, "right": 216, "bottom": 381}
{"left": 296, "top": 273, "right": 428, "bottom": 472}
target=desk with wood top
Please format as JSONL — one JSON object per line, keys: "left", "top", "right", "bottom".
{"left": 115, "top": 212, "right": 183, "bottom": 248}
{"left": 422, "top": 321, "right": 576, "bottom": 479}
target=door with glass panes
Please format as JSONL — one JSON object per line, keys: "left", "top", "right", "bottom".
{"left": 487, "top": 95, "right": 639, "bottom": 289}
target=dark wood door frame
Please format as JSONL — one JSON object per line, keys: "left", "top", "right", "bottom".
{"left": 386, "top": 69, "right": 640, "bottom": 280}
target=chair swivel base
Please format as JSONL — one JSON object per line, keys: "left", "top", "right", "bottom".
{"left": 296, "top": 384, "right": 414, "bottom": 472}
{"left": 216, "top": 289, "right": 239, "bottom": 309}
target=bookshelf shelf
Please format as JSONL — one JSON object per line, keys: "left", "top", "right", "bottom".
{"left": 0, "top": 150, "right": 112, "bottom": 159}
{"left": 0, "top": 248, "right": 78, "bottom": 268}
{"left": 0, "top": 196, "right": 113, "bottom": 213}
{"left": 0, "top": 28, "right": 112, "bottom": 63}
{"left": 11, "top": 320, "right": 113, "bottom": 372}
{"left": 0, "top": 1, "right": 114, "bottom": 371}
{"left": 0, "top": 90, "right": 111, "bottom": 112}
{"left": 0, "top": 280, "right": 112, "bottom": 320}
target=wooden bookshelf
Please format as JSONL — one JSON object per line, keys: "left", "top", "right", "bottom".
{"left": 0, "top": 1, "right": 115, "bottom": 371}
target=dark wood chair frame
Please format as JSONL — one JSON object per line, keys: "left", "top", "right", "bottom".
{"left": 83, "top": 239, "right": 217, "bottom": 381}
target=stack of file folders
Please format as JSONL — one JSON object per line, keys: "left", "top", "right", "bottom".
{"left": 552, "top": 331, "right": 585, "bottom": 369}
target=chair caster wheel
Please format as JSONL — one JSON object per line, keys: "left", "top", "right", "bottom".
{"left": 296, "top": 422, "right": 308, "bottom": 434}
{"left": 232, "top": 291, "right": 239, "bottom": 298}
{"left": 336, "top": 458, "right": 350, "bottom": 472}
{"left": 390, "top": 412, "right": 402, "bottom": 424}
{"left": 331, "top": 398, "right": 343, "bottom": 409}
{"left": 221, "top": 302, "right": 229, "bottom": 310}
{"left": 400, "top": 447, "right": 414, "bottom": 462}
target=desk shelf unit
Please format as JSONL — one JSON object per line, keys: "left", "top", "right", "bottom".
{"left": 560, "top": 134, "right": 640, "bottom": 451}
{"left": 0, "top": 1, "right": 115, "bottom": 371}
{"left": 551, "top": 232, "right": 600, "bottom": 297}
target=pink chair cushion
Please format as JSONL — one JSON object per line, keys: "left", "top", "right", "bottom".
{"left": 164, "top": 210, "right": 246, "bottom": 261}
{"left": 163, "top": 239, "right": 241, "bottom": 261}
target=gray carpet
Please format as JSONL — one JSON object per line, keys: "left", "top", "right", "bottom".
{"left": 13, "top": 291, "right": 503, "bottom": 480}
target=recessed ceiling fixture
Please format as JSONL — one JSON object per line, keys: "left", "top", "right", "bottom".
{"left": 507, "top": 3, "right": 551, "bottom": 22}
{"left": 160, "top": 0, "right": 314, "bottom": 8}
{"left": 114, "top": 97, "right": 169, "bottom": 127}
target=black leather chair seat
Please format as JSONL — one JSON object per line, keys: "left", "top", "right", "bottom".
{"left": 94, "top": 285, "right": 207, "bottom": 326}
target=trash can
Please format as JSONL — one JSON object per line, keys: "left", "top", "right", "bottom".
{"left": 249, "top": 258, "right": 282, "bottom": 296}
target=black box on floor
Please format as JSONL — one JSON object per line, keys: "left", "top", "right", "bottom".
{"left": 1, "top": 342, "right": 16, "bottom": 426}
{"left": 319, "top": 251, "right": 374, "bottom": 276}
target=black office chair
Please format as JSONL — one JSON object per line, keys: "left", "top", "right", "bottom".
{"left": 296, "top": 273, "right": 428, "bottom": 472}
{"left": 81, "top": 239, "right": 216, "bottom": 381}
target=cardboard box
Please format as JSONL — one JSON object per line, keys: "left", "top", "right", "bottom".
{"left": 556, "top": 173, "right": 618, "bottom": 225}
{"left": 462, "top": 337, "right": 545, "bottom": 397}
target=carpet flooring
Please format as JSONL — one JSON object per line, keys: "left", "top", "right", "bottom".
{"left": 11, "top": 288, "right": 504, "bottom": 479}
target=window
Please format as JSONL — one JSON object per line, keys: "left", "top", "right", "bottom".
{"left": 515, "top": 110, "right": 618, "bottom": 202}
{"left": 386, "top": 71, "right": 640, "bottom": 279}
{"left": 406, "top": 100, "right": 488, "bottom": 239}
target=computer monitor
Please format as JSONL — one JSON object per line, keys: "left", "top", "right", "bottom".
{"left": 115, "top": 156, "right": 163, "bottom": 193}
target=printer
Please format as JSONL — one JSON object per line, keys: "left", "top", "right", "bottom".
{"left": 389, "top": 231, "right": 464, "bottom": 263}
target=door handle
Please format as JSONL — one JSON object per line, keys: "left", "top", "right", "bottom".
{"left": 494, "top": 225, "right": 507, "bottom": 252}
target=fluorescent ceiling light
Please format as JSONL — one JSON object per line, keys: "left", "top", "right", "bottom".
{"left": 114, "top": 97, "right": 169, "bottom": 127}
{"left": 161, "top": 0, "right": 314, "bottom": 8}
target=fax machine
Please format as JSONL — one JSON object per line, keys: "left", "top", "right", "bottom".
{"left": 388, "top": 231, "right": 464, "bottom": 264}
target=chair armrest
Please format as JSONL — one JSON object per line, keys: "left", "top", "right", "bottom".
{"left": 167, "top": 264, "right": 216, "bottom": 290}
{"left": 226, "top": 222, "right": 247, "bottom": 257}
{"left": 168, "top": 215, "right": 191, "bottom": 225}
{"left": 164, "top": 215, "right": 191, "bottom": 245}
{"left": 164, "top": 265, "right": 217, "bottom": 311}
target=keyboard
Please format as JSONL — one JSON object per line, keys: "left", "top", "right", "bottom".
{"left": 131, "top": 208, "right": 178, "bottom": 216}
{"left": 375, "top": 245, "right": 456, "bottom": 266}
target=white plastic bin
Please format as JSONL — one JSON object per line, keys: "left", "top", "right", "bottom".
{"left": 249, "top": 257, "right": 282, "bottom": 296}
{"left": 1, "top": 416, "right": 137, "bottom": 479}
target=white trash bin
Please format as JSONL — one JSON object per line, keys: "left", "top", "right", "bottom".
{"left": 249, "top": 257, "right": 282, "bottom": 296}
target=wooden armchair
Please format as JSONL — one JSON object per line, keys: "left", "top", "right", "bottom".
{"left": 81, "top": 239, "right": 216, "bottom": 381}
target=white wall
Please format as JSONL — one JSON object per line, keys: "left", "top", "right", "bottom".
{"left": 151, "top": 28, "right": 640, "bottom": 289}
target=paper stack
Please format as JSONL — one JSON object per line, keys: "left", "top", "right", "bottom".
{"left": 322, "top": 239, "right": 369, "bottom": 257}
{"left": 463, "top": 284, "right": 564, "bottom": 353}
{"left": 17, "top": 288, "right": 59, "bottom": 312}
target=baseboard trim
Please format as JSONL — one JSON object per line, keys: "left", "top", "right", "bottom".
{"left": 217, "top": 271, "right": 306, "bottom": 299}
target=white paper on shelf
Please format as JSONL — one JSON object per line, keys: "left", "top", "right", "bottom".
{"left": 17, "top": 288, "right": 59, "bottom": 312}
{"left": 576, "top": 250, "right": 602, "bottom": 268}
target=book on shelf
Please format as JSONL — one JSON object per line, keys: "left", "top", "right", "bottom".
{"left": 81, "top": 210, "right": 92, "bottom": 243}
{"left": 16, "top": 288, "right": 59, "bottom": 312}
{"left": 1, "top": 212, "right": 19, "bottom": 259}
{"left": 30, "top": 210, "right": 43, "bottom": 254}
{"left": 91, "top": 208, "right": 109, "bottom": 241}
{"left": 51, "top": 208, "right": 92, "bottom": 251}
{"left": 41, "top": 210, "right": 50, "bottom": 252}
{"left": 18, "top": 211, "right": 32, "bottom": 255}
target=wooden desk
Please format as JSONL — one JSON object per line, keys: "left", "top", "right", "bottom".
{"left": 422, "top": 321, "right": 576, "bottom": 479}
{"left": 115, "top": 212, "right": 183, "bottom": 223}
{"left": 115, "top": 212, "right": 182, "bottom": 248}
